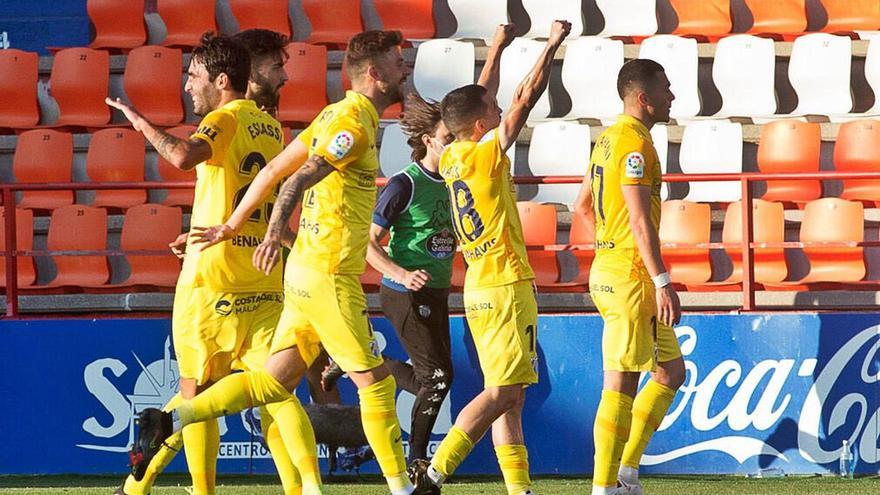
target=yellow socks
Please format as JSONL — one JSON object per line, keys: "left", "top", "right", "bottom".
{"left": 620, "top": 380, "right": 676, "bottom": 470}
{"left": 592, "top": 390, "right": 634, "bottom": 488}
{"left": 177, "top": 370, "right": 290, "bottom": 428}
{"left": 357, "top": 375, "right": 410, "bottom": 493}
{"left": 496, "top": 444, "right": 531, "bottom": 495}
{"left": 182, "top": 418, "right": 220, "bottom": 495}
{"left": 265, "top": 398, "right": 322, "bottom": 494}
{"left": 122, "top": 394, "right": 185, "bottom": 495}
{"left": 430, "top": 425, "right": 475, "bottom": 481}
{"left": 261, "top": 406, "right": 304, "bottom": 495}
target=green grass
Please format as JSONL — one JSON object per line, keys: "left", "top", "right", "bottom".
{"left": 2, "top": 474, "right": 878, "bottom": 495}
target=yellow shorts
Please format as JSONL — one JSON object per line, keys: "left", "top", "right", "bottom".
{"left": 590, "top": 271, "right": 682, "bottom": 372}
{"left": 463, "top": 280, "right": 539, "bottom": 388}
{"left": 270, "top": 265, "right": 383, "bottom": 373}
{"left": 172, "top": 286, "right": 283, "bottom": 385}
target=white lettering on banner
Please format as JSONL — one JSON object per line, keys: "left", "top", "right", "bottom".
{"left": 82, "top": 358, "right": 130, "bottom": 438}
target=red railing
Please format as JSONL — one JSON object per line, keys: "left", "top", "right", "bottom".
{"left": 4, "top": 171, "right": 880, "bottom": 317}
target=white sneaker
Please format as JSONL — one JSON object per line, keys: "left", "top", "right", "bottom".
{"left": 618, "top": 480, "right": 644, "bottom": 495}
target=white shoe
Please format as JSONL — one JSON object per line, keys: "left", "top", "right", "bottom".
{"left": 618, "top": 480, "right": 644, "bottom": 495}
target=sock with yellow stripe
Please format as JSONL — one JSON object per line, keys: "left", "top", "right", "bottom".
{"left": 592, "top": 390, "right": 634, "bottom": 490}
{"left": 176, "top": 370, "right": 290, "bottom": 429}
{"left": 620, "top": 380, "right": 676, "bottom": 470}
{"left": 357, "top": 375, "right": 410, "bottom": 494}
{"left": 265, "top": 398, "right": 323, "bottom": 495}
{"left": 182, "top": 418, "right": 220, "bottom": 495}
{"left": 122, "top": 394, "right": 185, "bottom": 495}
{"left": 495, "top": 444, "right": 531, "bottom": 495}
{"left": 261, "top": 406, "right": 304, "bottom": 495}
{"left": 429, "top": 425, "right": 475, "bottom": 484}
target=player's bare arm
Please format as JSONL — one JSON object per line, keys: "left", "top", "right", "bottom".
{"left": 573, "top": 173, "right": 596, "bottom": 237}
{"left": 497, "top": 20, "right": 571, "bottom": 152}
{"left": 621, "top": 184, "right": 681, "bottom": 327}
{"left": 105, "top": 97, "right": 210, "bottom": 170}
{"left": 366, "top": 223, "right": 431, "bottom": 291}
{"left": 476, "top": 23, "right": 517, "bottom": 97}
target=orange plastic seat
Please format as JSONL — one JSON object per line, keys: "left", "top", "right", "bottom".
{"left": 745, "top": 0, "right": 808, "bottom": 38}
{"left": 517, "top": 202, "right": 559, "bottom": 288}
{"left": 374, "top": 0, "right": 435, "bottom": 40}
{"left": 116, "top": 204, "right": 182, "bottom": 287}
{"left": 757, "top": 120, "right": 821, "bottom": 203}
{"left": 303, "top": 0, "right": 365, "bottom": 47}
{"left": 835, "top": 119, "right": 880, "bottom": 203}
{"left": 659, "top": 200, "right": 712, "bottom": 285}
{"left": 88, "top": 0, "right": 147, "bottom": 50}
{"left": 124, "top": 46, "right": 184, "bottom": 126}
{"left": 11, "top": 130, "right": 74, "bottom": 211}
{"left": 44, "top": 205, "right": 110, "bottom": 288}
{"left": 86, "top": 129, "right": 147, "bottom": 209}
{"left": 451, "top": 251, "right": 467, "bottom": 291}
{"left": 568, "top": 213, "right": 595, "bottom": 288}
{"left": 798, "top": 198, "right": 865, "bottom": 283}
{"left": 278, "top": 43, "right": 329, "bottom": 126}
{"left": 0, "top": 209, "right": 36, "bottom": 288}
{"left": 156, "top": 126, "right": 196, "bottom": 207}
{"left": 721, "top": 200, "right": 787, "bottom": 284}
{"left": 50, "top": 48, "right": 111, "bottom": 127}
{"left": 229, "top": 0, "right": 292, "bottom": 38}
{"left": 157, "top": 0, "right": 218, "bottom": 48}
{"left": 669, "top": 0, "right": 732, "bottom": 38}
{"left": 0, "top": 49, "right": 40, "bottom": 129}
{"left": 822, "top": 0, "right": 880, "bottom": 33}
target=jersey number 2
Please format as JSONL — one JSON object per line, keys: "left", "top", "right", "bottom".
{"left": 449, "top": 180, "right": 485, "bottom": 242}
{"left": 232, "top": 152, "right": 277, "bottom": 223}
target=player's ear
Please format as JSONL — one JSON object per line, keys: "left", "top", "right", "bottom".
{"left": 366, "top": 64, "right": 382, "bottom": 84}
{"left": 214, "top": 72, "right": 230, "bottom": 91}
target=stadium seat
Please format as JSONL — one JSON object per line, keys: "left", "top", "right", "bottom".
{"left": 562, "top": 37, "right": 624, "bottom": 122}
{"left": 123, "top": 46, "right": 184, "bottom": 127}
{"left": 831, "top": 37, "right": 880, "bottom": 121}
{"left": 116, "top": 204, "right": 182, "bottom": 288}
{"left": 652, "top": 124, "right": 670, "bottom": 201}
{"left": 229, "top": 0, "right": 292, "bottom": 38}
{"left": 596, "top": 0, "right": 658, "bottom": 38}
{"left": 86, "top": 129, "right": 147, "bottom": 209}
{"left": 87, "top": 0, "right": 146, "bottom": 50}
{"left": 277, "top": 43, "right": 329, "bottom": 126}
{"left": 11, "top": 130, "right": 74, "bottom": 211}
{"left": 712, "top": 35, "right": 777, "bottom": 119}
{"left": 447, "top": 0, "right": 509, "bottom": 44}
{"left": 744, "top": 0, "right": 808, "bottom": 39}
{"left": 378, "top": 124, "right": 412, "bottom": 177}
{"left": 659, "top": 200, "right": 712, "bottom": 285}
{"left": 0, "top": 49, "right": 40, "bottom": 129}
{"left": 757, "top": 120, "right": 822, "bottom": 203}
{"left": 156, "top": 125, "right": 196, "bottom": 207}
{"left": 0, "top": 208, "right": 36, "bottom": 288}
{"left": 302, "top": 0, "right": 364, "bottom": 47}
{"left": 788, "top": 34, "right": 853, "bottom": 118}
{"left": 679, "top": 120, "right": 743, "bottom": 203}
{"left": 669, "top": 0, "right": 732, "bottom": 39}
{"left": 517, "top": 202, "right": 559, "bottom": 288}
{"left": 522, "top": 0, "right": 584, "bottom": 40}
{"left": 157, "top": 0, "right": 217, "bottom": 48}
{"left": 720, "top": 200, "right": 787, "bottom": 286}
{"left": 638, "top": 35, "right": 700, "bottom": 120}
{"left": 821, "top": 0, "right": 880, "bottom": 35}
{"left": 44, "top": 205, "right": 110, "bottom": 288}
{"left": 797, "top": 198, "right": 865, "bottom": 283}
{"left": 498, "top": 39, "right": 552, "bottom": 121}
{"left": 567, "top": 213, "right": 595, "bottom": 288}
{"left": 413, "top": 39, "right": 475, "bottom": 103}
{"left": 527, "top": 121, "right": 591, "bottom": 205}
{"left": 373, "top": 0, "right": 435, "bottom": 40}
{"left": 451, "top": 251, "right": 467, "bottom": 291}
{"left": 49, "top": 48, "right": 111, "bottom": 127}
{"left": 835, "top": 119, "right": 880, "bottom": 203}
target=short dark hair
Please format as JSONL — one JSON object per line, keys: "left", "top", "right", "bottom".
{"left": 401, "top": 94, "right": 442, "bottom": 162}
{"left": 192, "top": 32, "right": 251, "bottom": 93}
{"left": 344, "top": 30, "right": 404, "bottom": 80}
{"left": 440, "top": 84, "right": 488, "bottom": 139}
{"left": 233, "top": 28, "right": 290, "bottom": 71}
{"left": 617, "top": 59, "right": 666, "bottom": 99}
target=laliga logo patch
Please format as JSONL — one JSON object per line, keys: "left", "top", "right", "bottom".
{"left": 215, "top": 299, "right": 232, "bottom": 316}
{"left": 327, "top": 131, "right": 355, "bottom": 160}
{"left": 624, "top": 152, "right": 646, "bottom": 179}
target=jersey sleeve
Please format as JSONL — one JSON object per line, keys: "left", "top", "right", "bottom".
{"left": 295, "top": 122, "right": 315, "bottom": 149}
{"left": 474, "top": 129, "right": 508, "bottom": 177}
{"left": 372, "top": 173, "right": 413, "bottom": 229}
{"left": 310, "top": 114, "right": 368, "bottom": 171}
{"left": 191, "top": 108, "right": 237, "bottom": 165}
{"left": 617, "top": 140, "right": 658, "bottom": 187}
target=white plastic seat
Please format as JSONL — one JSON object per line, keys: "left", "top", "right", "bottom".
{"left": 562, "top": 36, "right": 624, "bottom": 121}
{"left": 448, "top": 0, "right": 508, "bottom": 44}
{"left": 790, "top": 33, "right": 852, "bottom": 117}
{"left": 679, "top": 120, "right": 743, "bottom": 203}
{"left": 527, "top": 121, "right": 591, "bottom": 205}
{"left": 522, "top": 0, "right": 584, "bottom": 40}
{"left": 379, "top": 123, "right": 412, "bottom": 177}
{"left": 498, "top": 38, "right": 552, "bottom": 120}
{"left": 639, "top": 35, "right": 701, "bottom": 120}
{"left": 712, "top": 34, "right": 776, "bottom": 119}
{"left": 596, "top": 0, "right": 658, "bottom": 37}
{"left": 830, "top": 36, "right": 880, "bottom": 122}
{"left": 413, "top": 39, "right": 475, "bottom": 103}
{"left": 651, "top": 124, "right": 669, "bottom": 200}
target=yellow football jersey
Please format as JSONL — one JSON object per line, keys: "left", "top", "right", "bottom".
{"left": 439, "top": 129, "right": 534, "bottom": 289}
{"left": 589, "top": 114, "right": 662, "bottom": 278}
{"left": 289, "top": 90, "right": 380, "bottom": 275}
{"left": 177, "top": 99, "right": 285, "bottom": 291}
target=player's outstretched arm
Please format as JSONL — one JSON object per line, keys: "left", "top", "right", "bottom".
{"left": 366, "top": 224, "right": 431, "bottom": 291}
{"left": 497, "top": 20, "right": 570, "bottom": 152}
{"left": 573, "top": 173, "right": 596, "bottom": 239}
{"left": 477, "top": 24, "right": 517, "bottom": 98}
{"left": 105, "top": 97, "right": 210, "bottom": 170}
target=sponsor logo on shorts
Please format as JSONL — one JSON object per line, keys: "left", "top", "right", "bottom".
{"left": 217, "top": 293, "right": 282, "bottom": 315}
{"left": 369, "top": 339, "right": 380, "bottom": 358}
{"left": 465, "top": 302, "right": 494, "bottom": 313}
{"left": 215, "top": 299, "right": 233, "bottom": 316}
{"left": 589, "top": 283, "right": 615, "bottom": 294}
{"left": 418, "top": 304, "right": 432, "bottom": 318}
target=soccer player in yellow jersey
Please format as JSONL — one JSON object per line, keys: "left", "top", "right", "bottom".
{"left": 107, "top": 32, "right": 321, "bottom": 495}
{"left": 572, "top": 59, "right": 685, "bottom": 495}
{"left": 135, "top": 30, "right": 419, "bottom": 495}
{"left": 410, "top": 20, "right": 571, "bottom": 495}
